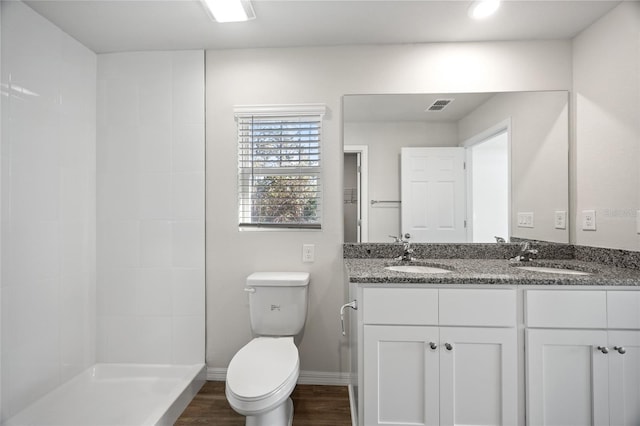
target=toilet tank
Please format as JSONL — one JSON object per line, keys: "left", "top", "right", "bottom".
{"left": 246, "top": 272, "right": 310, "bottom": 336}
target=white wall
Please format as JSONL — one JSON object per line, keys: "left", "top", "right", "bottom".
{"left": 572, "top": 1, "right": 640, "bottom": 250}
{"left": 458, "top": 91, "right": 569, "bottom": 243}
{"left": 1, "top": 1, "right": 96, "bottom": 420}
{"left": 1, "top": 3, "right": 4, "bottom": 419}
{"left": 96, "top": 51, "right": 205, "bottom": 364}
{"left": 205, "top": 41, "right": 572, "bottom": 378}
{"left": 344, "top": 121, "right": 458, "bottom": 242}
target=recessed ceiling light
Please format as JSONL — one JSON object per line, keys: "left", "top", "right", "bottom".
{"left": 468, "top": 0, "right": 501, "bottom": 20}
{"left": 201, "top": 0, "right": 256, "bottom": 23}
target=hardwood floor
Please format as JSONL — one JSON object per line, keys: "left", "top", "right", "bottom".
{"left": 175, "top": 381, "right": 352, "bottom": 426}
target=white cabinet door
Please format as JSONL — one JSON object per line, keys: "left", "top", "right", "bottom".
{"left": 608, "top": 330, "right": 640, "bottom": 426}
{"left": 363, "top": 325, "right": 440, "bottom": 426}
{"left": 439, "top": 327, "right": 517, "bottom": 426}
{"left": 400, "top": 147, "right": 467, "bottom": 242}
{"left": 526, "top": 329, "right": 610, "bottom": 426}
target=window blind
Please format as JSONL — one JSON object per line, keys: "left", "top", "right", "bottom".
{"left": 237, "top": 109, "right": 323, "bottom": 229}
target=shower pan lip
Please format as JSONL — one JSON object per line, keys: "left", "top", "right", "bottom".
{"left": 4, "top": 362, "right": 206, "bottom": 426}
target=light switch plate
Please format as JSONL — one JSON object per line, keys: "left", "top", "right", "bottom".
{"left": 517, "top": 212, "right": 534, "bottom": 228}
{"left": 582, "top": 210, "right": 596, "bottom": 231}
{"left": 554, "top": 211, "right": 567, "bottom": 229}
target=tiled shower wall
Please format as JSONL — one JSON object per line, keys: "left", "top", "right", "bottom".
{"left": 1, "top": 1, "right": 97, "bottom": 420}
{"left": 96, "top": 51, "right": 205, "bottom": 364}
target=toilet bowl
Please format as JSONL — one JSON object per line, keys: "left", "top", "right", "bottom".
{"left": 226, "top": 272, "right": 310, "bottom": 426}
{"left": 226, "top": 337, "right": 299, "bottom": 426}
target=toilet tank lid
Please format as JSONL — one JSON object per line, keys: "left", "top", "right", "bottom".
{"left": 246, "top": 272, "right": 310, "bottom": 287}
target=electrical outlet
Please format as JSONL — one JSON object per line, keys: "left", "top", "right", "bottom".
{"left": 302, "top": 244, "right": 315, "bottom": 263}
{"left": 554, "top": 211, "right": 567, "bottom": 229}
{"left": 582, "top": 210, "right": 597, "bottom": 231}
{"left": 517, "top": 212, "right": 534, "bottom": 228}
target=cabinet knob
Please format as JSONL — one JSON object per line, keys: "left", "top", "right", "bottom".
{"left": 597, "top": 346, "right": 609, "bottom": 354}
{"left": 445, "top": 343, "right": 453, "bottom": 351}
{"left": 614, "top": 346, "right": 627, "bottom": 355}
{"left": 429, "top": 342, "right": 437, "bottom": 350}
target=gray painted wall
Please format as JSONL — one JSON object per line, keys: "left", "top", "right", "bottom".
{"left": 573, "top": 1, "right": 640, "bottom": 250}
{"left": 205, "top": 41, "right": 572, "bottom": 378}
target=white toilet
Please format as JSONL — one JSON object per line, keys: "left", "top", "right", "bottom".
{"left": 225, "top": 272, "right": 310, "bottom": 426}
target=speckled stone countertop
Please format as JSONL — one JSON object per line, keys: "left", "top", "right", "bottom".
{"left": 344, "top": 258, "right": 640, "bottom": 286}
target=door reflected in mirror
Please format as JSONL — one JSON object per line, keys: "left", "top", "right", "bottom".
{"left": 343, "top": 91, "right": 569, "bottom": 244}
{"left": 468, "top": 130, "right": 509, "bottom": 243}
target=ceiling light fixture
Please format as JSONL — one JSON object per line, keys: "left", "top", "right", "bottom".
{"left": 201, "top": 0, "right": 256, "bottom": 23}
{"left": 468, "top": 0, "right": 501, "bottom": 20}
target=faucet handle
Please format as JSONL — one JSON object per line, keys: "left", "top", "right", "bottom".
{"left": 403, "top": 233, "right": 411, "bottom": 240}
{"left": 389, "top": 235, "right": 401, "bottom": 243}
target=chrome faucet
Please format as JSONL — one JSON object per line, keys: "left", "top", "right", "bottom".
{"left": 510, "top": 241, "right": 538, "bottom": 262}
{"left": 390, "top": 233, "right": 414, "bottom": 261}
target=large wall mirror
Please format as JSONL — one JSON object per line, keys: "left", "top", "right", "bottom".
{"left": 343, "top": 91, "right": 569, "bottom": 244}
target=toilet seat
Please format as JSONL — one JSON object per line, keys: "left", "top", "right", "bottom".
{"left": 226, "top": 337, "right": 299, "bottom": 415}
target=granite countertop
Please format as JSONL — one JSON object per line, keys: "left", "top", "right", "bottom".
{"left": 344, "top": 258, "right": 640, "bottom": 286}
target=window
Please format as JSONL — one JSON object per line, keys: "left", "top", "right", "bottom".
{"left": 236, "top": 104, "right": 326, "bottom": 229}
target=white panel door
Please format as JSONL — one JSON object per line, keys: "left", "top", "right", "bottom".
{"left": 363, "top": 325, "right": 440, "bottom": 426}
{"left": 439, "top": 327, "right": 517, "bottom": 426}
{"left": 608, "top": 330, "right": 640, "bottom": 426}
{"left": 526, "top": 329, "right": 610, "bottom": 426}
{"left": 401, "top": 147, "right": 466, "bottom": 242}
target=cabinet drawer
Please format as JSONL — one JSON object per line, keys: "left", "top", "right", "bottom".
{"left": 439, "top": 289, "right": 516, "bottom": 327}
{"left": 607, "top": 291, "right": 640, "bottom": 329}
{"left": 363, "top": 288, "right": 438, "bottom": 325}
{"left": 526, "top": 290, "right": 607, "bottom": 328}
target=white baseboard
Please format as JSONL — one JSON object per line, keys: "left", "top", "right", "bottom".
{"left": 207, "top": 366, "right": 355, "bottom": 386}
{"left": 207, "top": 367, "right": 227, "bottom": 381}
{"left": 297, "top": 370, "right": 355, "bottom": 386}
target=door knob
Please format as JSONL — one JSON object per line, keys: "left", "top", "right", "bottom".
{"left": 614, "top": 346, "right": 627, "bottom": 354}
{"left": 445, "top": 343, "right": 453, "bottom": 351}
{"left": 597, "top": 346, "right": 609, "bottom": 354}
{"left": 429, "top": 342, "right": 437, "bottom": 350}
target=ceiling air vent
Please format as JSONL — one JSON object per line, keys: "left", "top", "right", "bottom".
{"left": 426, "top": 98, "right": 454, "bottom": 111}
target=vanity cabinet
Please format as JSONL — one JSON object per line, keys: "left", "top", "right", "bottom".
{"left": 525, "top": 290, "right": 640, "bottom": 426}
{"left": 360, "top": 287, "right": 517, "bottom": 426}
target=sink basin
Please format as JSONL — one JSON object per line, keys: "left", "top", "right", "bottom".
{"left": 385, "top": 265, "right": 452, "bottom": 274}
{"left": 515, "top": 266, "right": 591, "bottom": 276}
